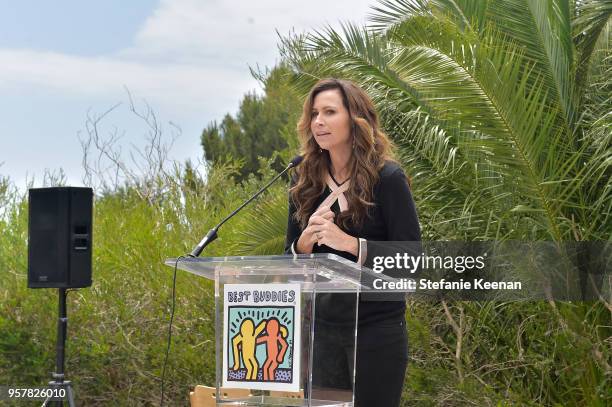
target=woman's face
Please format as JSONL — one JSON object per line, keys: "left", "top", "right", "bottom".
{"left": 310, "top": 89, "right": 352, "bottom": 153}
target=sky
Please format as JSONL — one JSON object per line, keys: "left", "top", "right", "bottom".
{"left": 0, "top": 0, "right": 373, "bottom": 189}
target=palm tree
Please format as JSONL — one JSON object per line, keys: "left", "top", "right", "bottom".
{"left": 279, "top": 0, "right": 610, "bottom": 243}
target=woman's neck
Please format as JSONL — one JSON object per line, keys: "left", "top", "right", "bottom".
{"left": 328, "top": 148, "right": 352, "bottom": 183}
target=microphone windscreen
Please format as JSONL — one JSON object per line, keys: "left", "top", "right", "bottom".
{"left": 289, "top": 155, "right": 304, "bottom": 167}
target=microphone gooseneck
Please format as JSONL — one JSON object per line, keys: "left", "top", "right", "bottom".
{"left": 188, "top": 155, "right": 303, "bottom": 258}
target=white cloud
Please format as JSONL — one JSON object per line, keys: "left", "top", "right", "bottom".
{"left": 0, "top": 0, "right": 371, "bottom": 118}
{"left": 0, "top": 48, "right": 254, "bottom": 118}
{"left": 125, "top": 0, "right": 371, "bottom": 65}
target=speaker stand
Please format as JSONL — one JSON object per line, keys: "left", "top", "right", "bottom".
{"left": 42, "top": 288, "right": 76, "bottom": 407}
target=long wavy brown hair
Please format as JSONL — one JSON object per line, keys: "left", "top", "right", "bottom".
{"left": 291, "top": 78, "right": 396, "bottom": 230}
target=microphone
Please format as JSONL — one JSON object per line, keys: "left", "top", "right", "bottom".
{"left": 188, "top": 155, "right": 303, "bottom": 258}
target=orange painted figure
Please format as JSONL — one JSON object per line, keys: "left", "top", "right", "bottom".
{"left": 256, "top": 317, "right": 289, "bottom": 381}
{"left": 231, "top": 318, "right": 266, "bottom": 380}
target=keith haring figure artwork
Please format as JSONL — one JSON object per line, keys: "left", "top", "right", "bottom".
{"left": 222, "top": 284, "right": 301, "bottom": 391}
{"left": 231, "top": 318, "right": 266, "bottom": 380}
{"left": 256, "top": 317, "right": 289, "bottom": 381}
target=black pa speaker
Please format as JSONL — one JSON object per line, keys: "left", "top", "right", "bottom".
{"left": 28, "top": 187, "right": 93, "bottom": 288}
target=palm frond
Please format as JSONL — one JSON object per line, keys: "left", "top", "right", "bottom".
{"left": 429, "top": 0, "right": 491, "bottom": 34}
{"left": 573, "top": 0, "right": 612, "bottom": 96}
{"left": 281, "top": 22, "right": 442, "bottom": 117}
{"left": 576, "top": 19, "right": 611, "bottom": 125}
{"left": 228, "top": 188, "right": 289, "bottom": 255}
{"left": 368, "top": 0, "right": 429, "bottom": 33}
{"left": 486, "top": 0, "right": 576, "bottom": 132}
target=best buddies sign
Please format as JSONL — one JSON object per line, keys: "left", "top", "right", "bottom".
{"left": 222, "top": 283, "right": 301, "bottom": 391}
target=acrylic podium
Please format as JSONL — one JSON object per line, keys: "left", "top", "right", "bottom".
{"left": 165, "top": 253, "right": 387, "bottom": 407}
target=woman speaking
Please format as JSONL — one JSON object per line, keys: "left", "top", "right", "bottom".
{"left": 285, "top": 78, "right": 421, "bottom": 406}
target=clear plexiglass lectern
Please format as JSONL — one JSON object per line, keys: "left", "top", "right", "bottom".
{"left": 165, "top": 254, "right": 389, "bottom": 407}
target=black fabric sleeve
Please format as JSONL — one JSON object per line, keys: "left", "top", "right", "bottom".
{"left": 284, "top": 183, "right": 302, "bottom": 254}
{"left": 379, "top": 167, "right": 420, "bottom": 241}
{"left": 364, "top": 167, "right": 422, "bottom": 278}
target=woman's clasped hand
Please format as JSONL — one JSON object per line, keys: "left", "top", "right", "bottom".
{"left": 297, "top": 205, "right": 357, "bottom": 255}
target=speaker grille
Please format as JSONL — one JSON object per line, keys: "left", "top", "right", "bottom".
{"left": 28, "top": 187, "right": 92, "bottom": 288}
